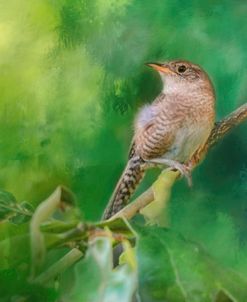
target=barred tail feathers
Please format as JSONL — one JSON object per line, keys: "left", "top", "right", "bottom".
{"left": 102, "top": 156, "right": 145, "bottom": 220}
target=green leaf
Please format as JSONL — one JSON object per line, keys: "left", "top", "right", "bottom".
{"left": 0, "top": 190, "right": 17, "bottom": 220}
{"left": 71, "top": 237, "right": 137, "bottom": 302}
{"left": 9, "top": 213, "right": 30, "bottom": 224}
{"left": 135, "top": 226, "right": 247, "bottom": 302}
{"left": 30, "top": 186, "right": 75, "bottom": 278}
{"left": 0, "top": 268, "right": 58, "bottom": 302}
{"left": 96, "top": 217, "right": 136, "bottom": 238}
{"left": 0, "top": 190, "right": 16, "bottom": 203}
{"left": 119, "top": 240, "right": 137, "bottom": 270}
{"left": 20, "top": 201, "right": 34, "bottom": 213}
{"left": 0, "top": 190, "right": 33, "bottom": 224}
{"left": 40, "top": 219, "right": 78, "bottom": 233}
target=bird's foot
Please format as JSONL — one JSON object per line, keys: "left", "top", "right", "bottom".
{"left": 167, "top": 161, "right": 192, "bottom": 187}
{"left": 146, "top": 158, "right": 192, "bottom": 187}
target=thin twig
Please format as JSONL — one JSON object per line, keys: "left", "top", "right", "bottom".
{"left": 110, "top": 103, "right": 247, "bottom": 220}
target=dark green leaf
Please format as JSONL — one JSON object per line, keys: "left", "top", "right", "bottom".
{"left": 9, "top": 214, "right": 31, "bottom": 224}
{"left": 0, "top": 190, "right": 33, "bottom": 224}
{"left": 20, "top": 201, "right": 34, "bottom": 213}
{"left": 135, "top": 226, "right": 247, "bottom": 302}
{"left": 0, "top": 268, "right": 58, "bottom": 302}
{"left": 0, "top": 190, "right": 17, "bottom": 220}
{"left": 0, "top": 190, "right": 17, "bottom": 204}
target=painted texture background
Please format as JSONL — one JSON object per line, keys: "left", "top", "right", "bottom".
{"left": 0, "top": 0, "right": 247, "bottom": 300}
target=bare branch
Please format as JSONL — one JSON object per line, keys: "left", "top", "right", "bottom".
{"left": 207, "top": 103, "right": 247, "bottom": 148}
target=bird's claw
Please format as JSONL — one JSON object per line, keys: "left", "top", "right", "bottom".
{"left": 166, "top": 162, "right": 192, "bottom": 187}
{"left": 145, "top": 158, "right": 193, "bottom": 187}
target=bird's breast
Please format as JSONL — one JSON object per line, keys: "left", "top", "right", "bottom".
{"left": 134, "top": 92, "right": 215, "bottom": 162}
{"left": 164, "top": 120, "right": 212, "bottom": 163}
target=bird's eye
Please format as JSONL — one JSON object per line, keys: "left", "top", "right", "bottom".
{"left": 178, "top": 65, "right": 187, "bottom": 73}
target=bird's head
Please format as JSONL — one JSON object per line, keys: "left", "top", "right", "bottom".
{"left": 146, "top": 60, "right": 214, "bottom": 96}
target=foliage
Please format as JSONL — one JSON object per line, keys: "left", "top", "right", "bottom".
{"left": 0, "top": 187, "right": 247, "bottom": 301}
{"left": 0, "top": 0, "right": 247, "bottom": 301}
{"left": 136, "top": 226, "right": 247, "bottom": 302}
{"left": 0, "top": 190, "right": 33, "bottom": 224}
{"left": 71, "top": 237, "right": 136, "bottom": 302}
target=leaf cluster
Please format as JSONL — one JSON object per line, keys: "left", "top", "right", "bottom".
{"left": 1, "top": 187, "right": 247, "bottom": 302}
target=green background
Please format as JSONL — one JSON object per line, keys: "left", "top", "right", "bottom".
{"left": 0, "top": 0, "right": 246, "bottom": 274}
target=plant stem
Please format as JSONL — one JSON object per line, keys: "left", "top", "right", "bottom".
{"left": 33, "top": 248, "right": 83, "bottom": 284}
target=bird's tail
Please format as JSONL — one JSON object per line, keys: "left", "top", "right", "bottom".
{"left": 102, "top": 156, "right": 146, "bottom": 220}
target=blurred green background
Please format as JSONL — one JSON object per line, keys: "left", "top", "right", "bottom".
{"left": 0, "top": 0, "right": 246, "bottom": 270}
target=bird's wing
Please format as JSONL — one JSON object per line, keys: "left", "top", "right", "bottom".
{"left": 134, "top": 99, "right": 187, "bottom": 160}
{"left": 128, "top": 118, "right": 160, "bottom": 159}
{"left": 136, "top": 119, "right": 179, "bottom": 159}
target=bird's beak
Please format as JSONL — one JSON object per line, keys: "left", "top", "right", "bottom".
{"left": 146, "top": 62, "right": 173, "bottom": 74}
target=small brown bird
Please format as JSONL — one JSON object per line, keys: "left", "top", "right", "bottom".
{"left": 103, "top": 60, "right": 215, "bottom": 219}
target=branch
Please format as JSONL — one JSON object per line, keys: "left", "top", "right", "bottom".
{"left": 207, "top": 103, "right": 247, "bottom": 148}
{"left": 111, "top": 103, "right": 247, "bottom": 221}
